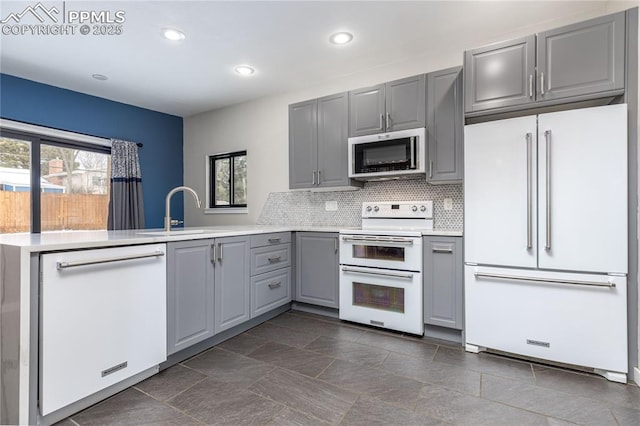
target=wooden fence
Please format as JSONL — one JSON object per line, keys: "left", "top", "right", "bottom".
{"left": 0, "top": 192, "right": 108, "bottom": 233}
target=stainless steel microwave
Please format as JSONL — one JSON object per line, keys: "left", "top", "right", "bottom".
{"left": 348, "top": 127, "right": 426, "bottom": 180}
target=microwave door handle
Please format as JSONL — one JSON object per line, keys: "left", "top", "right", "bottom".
{"left": 410, "top": 136, "right": 416, "bottom": 169}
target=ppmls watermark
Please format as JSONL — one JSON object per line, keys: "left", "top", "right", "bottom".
{"left": 0, "top": 2, "right": 126, "bottom": 36}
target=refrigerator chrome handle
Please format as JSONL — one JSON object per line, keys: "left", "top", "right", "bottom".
{"left": 474, "top": 272, "right": 616, "bottom": 288}
{"left": 526, "top": 132, "right": 533, "bottom": 250}
{"left": 544, "top": 130, "right": 552, "bottom": 251}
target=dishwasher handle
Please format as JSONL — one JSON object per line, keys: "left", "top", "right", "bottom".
{"left": 56, "top": 251, "right": 165, "bottom": 270}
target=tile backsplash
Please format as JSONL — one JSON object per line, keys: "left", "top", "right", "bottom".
{"left": 257, "top": 180, "right": 463, "bottom": 230}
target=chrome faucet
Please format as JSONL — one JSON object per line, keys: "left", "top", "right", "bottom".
{"left": 165, "top": 186, "right": 202, "bottom": 232}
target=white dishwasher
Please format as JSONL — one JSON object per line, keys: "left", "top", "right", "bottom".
{"left": 40, "top": 244, "right": 167, "bottom": 416}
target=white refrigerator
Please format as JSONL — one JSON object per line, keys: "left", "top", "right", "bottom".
{"left": 464, "top": 104, "right": 628, "bottom": 382}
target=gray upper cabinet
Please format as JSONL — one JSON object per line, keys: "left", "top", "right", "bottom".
{"left": 289, "top": 93, "right": 361, "bottom": 189}
{"left": 289, "top": 99, "right": 317, "bottom": 189}
{"left": 464, "top": 35, "right": 536, "bottom": 113}
{"left": 167, "top": 240, "right": 215, "bottom": 355}
{"left": 423, "top": 236, "right": 463, "bottom": 330}
{"left": 537, "top": 12, "right": 625, "bottom": 101}
{"left": 295, "top": 232, "right": 339, "bottom": 308}
{"left": 317, "top": 93, "right": 352, "bottom": 187}
{"left": 426, "top": 66, "right": 463, "bottom": 183}
{"left": 465, "top": 11, "right": 626, "bottom": 114}
{"left": 349, "top": 84, "right": 386, "bottom": 136}
{"left": 349, "top": 75, "right": 426, "bottom": 137}
{"left": 214, "top": 235, "right": 250, "bottom": 333}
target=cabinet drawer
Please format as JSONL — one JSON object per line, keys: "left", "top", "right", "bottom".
{"left": 251, "top": 232, "right": 291, "bottom": 248}
{"left": 251, "top": 244, "right": 291, "bottom": 275}
{"left": 251, "top": 268, "right": 292, "bottom": 318}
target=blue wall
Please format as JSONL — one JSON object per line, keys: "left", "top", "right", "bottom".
{"left": 0, "top": 73, "right": 184, "bottom": 228}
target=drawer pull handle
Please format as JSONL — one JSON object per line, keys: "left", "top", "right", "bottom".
{"left": 268, "top": 238, "right": 281, "bottom": 243}
{"left": 268, "top": 256, "right": 281, "bottom": 263}
{"left": 268, "top": 281, "right": 282, "bottom": 289}
{"left": 432, "top": 248, "right": 453, "bottom": 253}
{"left": 474, "top": 272, "right": 615, "bottom": 288}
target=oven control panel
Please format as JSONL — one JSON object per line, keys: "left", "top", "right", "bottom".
{"left": 362, "top": 201, "right": 433, "bottom": 219}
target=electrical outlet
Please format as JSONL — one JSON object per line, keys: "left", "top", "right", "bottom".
{"left": 325, "top": 201, "right": 338, "bottom": 211}
{"left": 443, "top": 198, "right": 453, "bottom": 211}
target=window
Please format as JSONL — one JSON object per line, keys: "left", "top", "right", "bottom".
{"left": 0, "top": 126, "right": 110, "bottom": 233}
{"left": 208, "top": 150, "right": 247, "bottom": 210}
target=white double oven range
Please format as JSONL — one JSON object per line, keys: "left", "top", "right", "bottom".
{"left": 339, "top": 201, "right": 433, "bottom": 335}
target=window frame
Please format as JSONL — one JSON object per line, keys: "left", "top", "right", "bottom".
{"left": 0, "top": 127, "right": 111, "bottom": 233}
{"left": 206, "top": 150, "right": 247, "bottom": 211}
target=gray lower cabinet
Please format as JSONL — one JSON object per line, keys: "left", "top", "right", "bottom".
{"left": 465, "top": 11, "right": 626, "bottom": 114}
{"left": 289, "top": 93, "right": 361, "bottom": 189}
{"left": 295, "top": 232, "right": 339, "bottom": 308}
{"left": 214, "top": 235, "right": 251, "bottom": 333}
{"left": 250, "top": 232, "right": 292, "bottom": 318}
{"left": 349, "top": 74, "right": 426, "bottom": 137}
{"left": 423, "top": 236, "right": 463, "bottom": 330}
{"left": 426, "top": 66, "right": 463, "bottom": 183}
{"left": 167, "top": 239, "right": 215, "bottom": 355}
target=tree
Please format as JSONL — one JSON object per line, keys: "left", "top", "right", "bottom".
{"left": 0, "top": 138, "right": 30, "bottom": 168}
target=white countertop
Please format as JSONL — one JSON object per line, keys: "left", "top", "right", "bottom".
{"left": 0, "top": 226, "right": 462, "bottom": 252}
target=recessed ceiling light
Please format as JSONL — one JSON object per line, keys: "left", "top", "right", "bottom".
{"left": 162, "top": 28, "right": 185, "bottom": 41}
{"left": 329, "top": 32, "right": 353, "bottom": 45}
{"left": 234, "top": 65, "right": 255, "bottom": 76}
{"left": 92, "top": 74, "right": 108, "bottom": 81}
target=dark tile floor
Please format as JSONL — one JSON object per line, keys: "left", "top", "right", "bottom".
{"left": 59, "top": 310, "right": 640, "bottom": 425}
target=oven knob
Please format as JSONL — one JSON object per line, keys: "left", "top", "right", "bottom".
{"left": 420, "top": 205, "right": 427, "bottom": 212}
{"left": 365, "top": 206, "right": 372, "bottom": 212}
{"left": 373, "top": 206, "right": 379, "bottom": 212}
{"left": 411, "top": 205, "right": 418, "bottom": 212}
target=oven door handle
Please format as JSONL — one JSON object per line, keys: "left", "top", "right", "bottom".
{"left": 341, "top": 266, "right": 414, "bottom": 280}
{"left": 341, "top": 236, "right": 415, "bottom": 245}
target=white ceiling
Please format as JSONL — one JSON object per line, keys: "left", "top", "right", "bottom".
{"left": 0, "top": 1, "right": 624, "bottom": 117}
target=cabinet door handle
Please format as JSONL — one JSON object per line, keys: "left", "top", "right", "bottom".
{"left": 540, "top": 72, "right": 545, "bottom": 96}
{"left": 268, "top": 237, "right": 281, "bottom": 244}
{"left": 544, "top": 129, "right": 552, "bottom": 251}
{"left": 386, "top": 112, "right": 391, "bottom": 130}
{"left": 312, "top": 170, "right": 316, "bottom": 185}
{"left": 317, "top": 170, "right": 321, "bottom": 185}
{"left": 529, "top": 74, "right": 533, "bottom": 98}
{"left": 429, "top": 160, "right": 433, "bottom": 178}
{"left": 334, "top": 237, "right": 338, "bottom": 253}
{"left": 217, "top": 242, "right": 223, "bottom": 262}
{"left": 379, "top": 114, "right": 384, "bottom": 131}
{"left": 432, "top": 247, "right": 453, "bottom": 253}
{"left": 268, "top": 255, "right": 281, "bottom": 263}
{"left": 211, "top": 244, "right": 216, "bottom": 264}
{"left": 268, "top": 281, "right": 282, "bottom": 289}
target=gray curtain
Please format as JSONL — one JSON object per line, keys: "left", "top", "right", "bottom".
{"left": 107, "top": 139, "right": 145, "bottom": 230}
